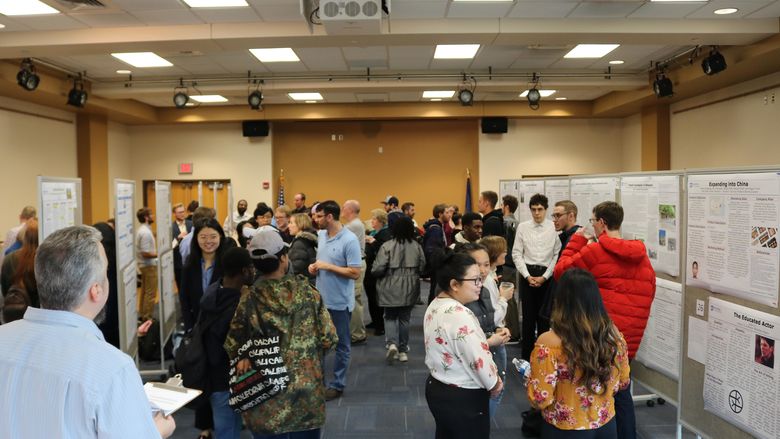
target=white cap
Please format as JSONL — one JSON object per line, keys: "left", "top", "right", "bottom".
{"left": 248, "top": 226, "right": 289, "bottom": 260}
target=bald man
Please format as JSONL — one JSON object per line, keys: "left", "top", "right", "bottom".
{"left": 342, "top": 200, "right": 367, "bottom": 343}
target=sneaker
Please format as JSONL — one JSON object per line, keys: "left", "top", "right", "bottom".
{"left": 324, "top": 388, "right": 343, "bottom": 401}
{"left": 386, "top": 344, "right": 398, "bottom": 364}
{"left": 398, "top": 352, "right": 408, "bottom": 362}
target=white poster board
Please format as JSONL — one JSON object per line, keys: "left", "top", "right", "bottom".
{"left": 544, "top": 179, "right": 571, "bottom": 217}
{"left": 515, "top": 180, "right": 546, "bottom": 224}
{"left": 37, "top": 176, "right": 82, "bottom": 242}
{"left": 686, "top": 172, "right": 780, "bottom": 307}
{"left": 621, "top": 175, "right": 681, "bottom": 277}
{"left": 704, "top": 297, "right": 780, "bottom": 439}
{"left": 569, "top": 176, "right": 618, "bottom": 227}
{"left": 499, "top": 180, "right": 518, "bottom": 202}
{"left": 635, "top": 278, "right": 682, "bottom": 380}
{"left": 154, "top": 181, "right": 172, "bottom": 255}
{"left": 114, "top": 179, "right": 137, "bottom": 356}
{"left": 159, "top": 250, "right": 176, "bottom": 324}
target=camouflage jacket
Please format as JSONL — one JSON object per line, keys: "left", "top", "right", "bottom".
{"left": 224, "top": 274, "right": 337, "bottom": 434}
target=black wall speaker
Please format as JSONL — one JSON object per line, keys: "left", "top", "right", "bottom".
{"left": 481, "top": 117, "right": 508, "bottom": 134}
{"left": 242, "top": 120, "right": 269, "bottom": 137}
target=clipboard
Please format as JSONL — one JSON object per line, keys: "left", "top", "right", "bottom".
{"left": 144, "top": 374, "right": 202, "bottom": 416}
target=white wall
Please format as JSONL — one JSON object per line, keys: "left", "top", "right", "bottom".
{"left": 128, "top": 123, "right": 273, "bottom": 209}
{"left": 0, "top": 97, "right": 77, "bottom": 237}
{"left": 479, "top": 118, "right": 626, "bottom": 194}
{"left": 671, "top": 71, "right": 780, "bottom": 170}
{"left": 621, "top": 113, "right": 642, "bottom": 172}
{"left": 107, "top": 121, "right": 133, "bottom": 216}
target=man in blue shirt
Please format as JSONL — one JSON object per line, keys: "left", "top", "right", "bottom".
{"left": 309, "top": 200, "right": 362, "bottom": 401}
{"left": 0, "top": 225, "right": 176, "bottom": 438}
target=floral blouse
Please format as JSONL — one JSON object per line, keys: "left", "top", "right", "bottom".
{"left": 527, "top": 333, "right": 630, "bottom": 430}
{"left": 424, "top": 297, "right": 499, "bottom": 390}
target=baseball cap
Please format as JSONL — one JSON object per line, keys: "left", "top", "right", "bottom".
{"left": 381, "top": 195, "right": 399, "bottom": 206}
{"left": 248, "top": 226, "right": 289, "bottom": 260}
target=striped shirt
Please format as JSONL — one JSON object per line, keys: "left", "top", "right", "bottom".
{"left": 0, "top": 307, "right": 160, "bottom": 438}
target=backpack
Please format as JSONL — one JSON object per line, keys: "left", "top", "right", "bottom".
{"left": 2, "top": 284, "right": 30, "bottom": 324}
{"left": 174, "top": 312, "right": 221, "bottom": 390}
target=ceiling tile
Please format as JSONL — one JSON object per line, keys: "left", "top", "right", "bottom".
{"left": 108, "top": 0, "right": 184, "bottom": 11}
{"left": 341, "top": 46, "right": 388, "bottom": 69}
{"left": 210, "top": 52, "right": 270, "bottom": 74}
{"left": 70, "top": 12, "right": 145, "bottom": 27}
{"left": 628, "top": 3, "right": 707, "bottom": 18}
{"left": 389, "top": 91, "right": 422, "bottom": 102}
{"left": 447, "top": 2, "right": 514, "bottom": 18}
{"left": 471, "top": 46, "right": 527, "bottom": 69}
{"left": 129, "top": 9, "right": 204, "bottom": 25}
{"left": 568, "top": 1, "right": 644, "bottom": 18}
{"left": 747, "top": 1, "right": 780, "bottom": 18}
{"left": 191, "top": 7, "right": 261, "bottom": 23}
{"left": 686, "top": 0, "right": 775, "bottom": 18}
{"left": 5, "top": 15, "right": 87, "bottom": 31}
{"left": 296, "top": 47, "right": 350, "bottom": 71}
{"left": 429, "top": 58, "right": 474, "bottom": 70}
{"left": 507, "top": 2, "right": 578, "bottom": 18}
{"left": 252, "top": 3, "right": 303, "bottom": 20}
{"left": 356, "top": 92, "right": 389, "bottom": 102}
{"left": 390, "top": 1, "right": 448, "bottom": 19}
{"left": 509, "top": 57, "right": 560, "bottom": 70}
{"left": 388, "top": 46, "right": 434, "bottom": 70}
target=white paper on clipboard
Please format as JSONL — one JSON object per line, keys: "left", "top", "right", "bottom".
{"left": 144, "top": 381, "right": 202, "bottom": 416}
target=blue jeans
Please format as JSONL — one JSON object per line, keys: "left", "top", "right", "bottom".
{"left": 327, "top": 308, "right": 351, "bottom": 391}
{"left": 209, "top": 391, "right": 242, "bottom": 439}
{"left": 489, "top": 345, "right": 507, "bottom": 418}
{"left": 252, "top": 428, "right": 321, "bottom": 439}
{"left": 614, "top": 381, "right": 636, "bottom": 439}
{"left": 384, "top": 306, "right": 413, "bottom": 352}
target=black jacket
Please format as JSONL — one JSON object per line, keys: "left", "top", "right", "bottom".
{"left": 289, "top": 231, "right": 318, "bottom": 284}
{"left": 481, "top": 209, "right": 505, "bottom": 238}
{"left": 199, "top": 282, "right": 243, "bottom": 393}
{"left": 465, "top": 286, "right": 497, "bottom": 335}
{"left": 180, "top": 256, "right": 224, "bottom": 331}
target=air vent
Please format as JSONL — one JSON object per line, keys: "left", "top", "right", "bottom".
{"left": 317, "top": 0, "right": 389, "bottom": 35}
{"left": 55, "top": 0, "right": 106, "bottom": 10}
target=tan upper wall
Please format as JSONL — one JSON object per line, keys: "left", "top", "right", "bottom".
{"left": 107, "top": 121, "right": 133, "bottom": 218}
{"left": 622, "top": 113, "right": 642, "bottom": 172}
{"left": 0, "top": 97, "right": 77, "bottom": 236}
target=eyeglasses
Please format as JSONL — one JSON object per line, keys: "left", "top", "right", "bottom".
{"left": 551, "top": 213, "right": 567, "bottom": 219}
{"left": 457, "top": 277, "right": 483, "bottom": 286}
{"left": 589, "top": 218, "right": 599, "bottom": 224}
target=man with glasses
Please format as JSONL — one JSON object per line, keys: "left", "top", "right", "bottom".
{"left": 554, "top": 201, "right": 655, "bottom": 439}
{"left": 511, "top": 194, "right": 560, "bottom": 360}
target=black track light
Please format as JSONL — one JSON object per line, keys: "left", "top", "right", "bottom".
{"left": 702, "top": 47, "right": 727, "bottom": 76}
{"left": 527, "top": 87, "right": 541, "bottom": 110}
{"left": 17, "top": 58, "right": 39, "bottom": 92}
{"left": 173, "top": 78, "right": 189, "bottom": 109}
{"left": 458, "top": 89, "right": 473, "bottom": 106}
{"left": 248, "top": 90, "right": 263, "bottom": 110}
{"left": 67, "top": 77, "right": 87, "bottom": 108}
{"left": 653, "top": 74, "right": 673, "bottom": 98}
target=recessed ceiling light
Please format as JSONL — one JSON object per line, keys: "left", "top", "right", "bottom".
{"left": 714, "top": 8, "right": 738, "bottom": 15}
{"left": 305, "top": 100, "right": 318, "bottom": 104}
{"left": 111, "top": 52, "right": 172, "bottom": 68}
{"left": 555, "top": 97, "right": 568, "bottom": 101}
{"left": 249, "top": 48, "right": 300, "bottom": 63}
{"left": 564, "top": 44, "right": 620, "bottom": 59}
{"left": 423, "top": 91, "right": 456, "bottom": 99}
{"left": 288, "top": 92, "right": 323, "bottom": 101}
{"left": 519, "top": 90, "right": 556, "bottom": 98}
{"left": 434, "top": 44, "right": 480, "bottom": 60}
{"left": 182, "top": 0, "right": 248, "bottom": 7}
{"left": 0, "top": 0, "right": 59, "bottom": 15}
{"left": 0, "top": 24, "right": 5, "bottom": 29}
{"left": 430, "top": 98, "right": 442, "bottom": 101}
{"left": 190, "top": 95, "right": 228, "bottom": 103}
{"left": 650, "top": 0, "right": 707, "bottom": 2}
{"left": 609, "top": 60, "right": 625, "bottom": 65}
{"left": 116, "top": 69, "right": 132, "bottom": 74}
{"left": 185, "top": 102, "right": 196, "bottom": 107}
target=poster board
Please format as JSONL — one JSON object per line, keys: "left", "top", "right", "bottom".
{"left": 544, "top": 178, "right": 571, "bottom": 218}
{"left": 679, "top": 167, "right": 780, "bottom": 439}
{"left": 114, "top": 179, "right": 137, "bottom": 356}
{"left": 515, "top": 179, "right": 546, "bottom": 224}
{"left": 154, "top": 181, "right": 177, "bottom": 342}
{"left": 569, "top": 175, "right": 619, "bottom": 227}
{"left": 37, "top": 176, "right": 82, "bottom": 242}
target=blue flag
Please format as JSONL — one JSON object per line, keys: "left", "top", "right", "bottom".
{"left": 277, "top": 175, "right": 285, "bottom": 207}
{"left": 465, "top": 172, "right": 473, "bottom": 213}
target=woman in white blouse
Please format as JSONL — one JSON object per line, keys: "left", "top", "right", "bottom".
{"left": 424, "top": 251, "right": 503, "bottom": 439}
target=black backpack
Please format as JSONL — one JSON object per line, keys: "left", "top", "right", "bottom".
{"left": 504, "top": 220, "right": 518, "bottom": 268}
{"left": 2, "top": 284, "right": 30, "bottom": 324}
{"left": 174, "top": 312, "right": 220, "bottom": 390}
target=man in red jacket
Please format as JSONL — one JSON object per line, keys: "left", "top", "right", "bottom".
{"left": 554, "top": 201, "right": 656, "bottom": 439}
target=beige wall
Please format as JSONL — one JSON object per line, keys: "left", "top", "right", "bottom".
{"left": 671, "top": 72, "right": 780, "bottom": 170}
{"left": 621, "top": 113, "right": 642, "bottom": 172}
{"left": 128, "top": 123, "right": 273, "bottom": 212}
{"left": 107, "top": 121, "right": 133, "bottom": 218}
{"left": 0, "top": 97, "right": 77, "bottom": 237}
{"left": 479, "top": 118, "right": 626, "bottom": 194}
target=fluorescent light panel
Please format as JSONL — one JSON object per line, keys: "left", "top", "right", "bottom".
{"left": 289, "top": 93, "right": 323, "bottom": 101}
{"left": 714, "top": 8, "right": 738, "bottom": 14}
{"left": 182, "top": 0, "right": 248, "bottom": 7}
{"left": 116, "top": 69, "right": 132, "bottom": 74}
{"left": 190, "top": 95, "right": 228, "bottom": 103}
{"left": 434, "top": 44, "right": 480, "bottom": 60}
{"left": 609, "top": 60, "right": 625, "bottom": 65}
{"left": 519, "top": 90, "right": 556, "bottom": 98}
{"left": 111, "top": 52, "right": 172, "bottom": 68}
{"left": 249, "top": 48, "right": 300, "bottom": 63}
{"left": 650, "top": 0, "right": 707, "bottom": 2}
{"left": 0, "top": 0, "right": 59, "bottom": 15}
{"left": 423, "top": 91, "right": 455, "bottom": 98}
{"left": 564, "top": 44, "right": 620, "bottom": 59}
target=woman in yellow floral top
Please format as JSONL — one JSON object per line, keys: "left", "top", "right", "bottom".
{"left": 527, "top": 268, "right": 630, "bottom": 438}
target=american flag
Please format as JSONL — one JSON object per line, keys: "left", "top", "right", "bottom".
{"left": 277, "top": 174, "right": 285, "bottom": 207}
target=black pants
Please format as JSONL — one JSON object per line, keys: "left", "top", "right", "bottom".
{"left": 613, "top": 381, "right": 637, "bottom": 439}
{"left": 363, "top": 272, "right": 384, "bottom": 332}
{"left": 425, "top": 376, "right": 490, "bottom": 439}
{"left": 521, "top": 264, "right": 551, "bottom": 360}
{"left": 542, "top": 417, "right": 617, "bottom": 439}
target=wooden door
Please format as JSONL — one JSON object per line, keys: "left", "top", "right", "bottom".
{"left": 144, "top": 180, "right": 228, "bottom": 227}
{"left": 202, "top": 181, "right": 229, "bottom": 223}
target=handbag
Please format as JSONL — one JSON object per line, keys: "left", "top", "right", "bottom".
{"left": 228, "top": 325, "right": 290, "bottom": 413}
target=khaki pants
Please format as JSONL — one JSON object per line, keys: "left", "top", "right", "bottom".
{"left": 138, "top": 265, "right": 158, "bottom": 321}
{"left": 350, "top": 260, "right": 367, "bottom": 341}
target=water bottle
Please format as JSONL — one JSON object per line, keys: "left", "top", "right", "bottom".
{"left": 512, "top": 358, "right": 531, "bottom": 386}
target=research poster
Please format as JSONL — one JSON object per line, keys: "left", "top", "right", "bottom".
{"left": 635, "top": 278, "right": 682, "bottom": 380}
{"left": 703, "top": 298, "right": 780, "bottom": 439}
{"left": 621, "top": 175, "right": 681, "bottom": 277}
{"left": 499, "top": 180, "right": 517, "bottom": 201}
{"left": 160, "top": 250, "right": 176, "bottom": 323}
{"left": 516, "top": 180, "right": 546, "bottom": 224}
{"left": 544, "top": 179, "right": 570, "bottom": 215}
{"left": 686, "top": 172, "right": 780, "bottom": 307}
{"left": 40, "top": 180, "right": 79, "bottom": 241}
{"left": 114, "top": 181, "right": 135, "bottom": 270}
{"left": 121, "top": 263, "right": 138, "bottom": 352}
{"left": 155, "top": 181, "right": 172, "bottom": 254}
{"left": 569, "top": 177, "right": 618, "bottom": 228}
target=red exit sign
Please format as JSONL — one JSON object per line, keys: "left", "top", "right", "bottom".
{"left": 179, "top": 163, "right": 193, "bottom": 174}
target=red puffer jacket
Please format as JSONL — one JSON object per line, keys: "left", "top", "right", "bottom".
{"left": 554, "top": 233, "right": 656, "bottom": 359}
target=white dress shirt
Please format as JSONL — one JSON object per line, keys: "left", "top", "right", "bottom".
{"left": 511, "top": 219, "right": 561, "bottom": 280}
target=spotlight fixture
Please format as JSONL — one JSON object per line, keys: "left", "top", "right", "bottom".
{"left": 66, "top": 76, "right": 87, "bottom": 108}
{"left": 457, "top": 74, "right": 476, "bottom": 106}
{"left": 701, "top": 47, "right": 727, "bottom": 76}
{"left": 653, "top": 73, "right": 673, "bottom": 98}
{"left": 16, "top": 58, "right": 40, "bottom": 91}
{"left": 173, "top": 78, "right": 189, "bottom": 109}
{"left": 248, "top": 90, "right": 263, "bottom": 110}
